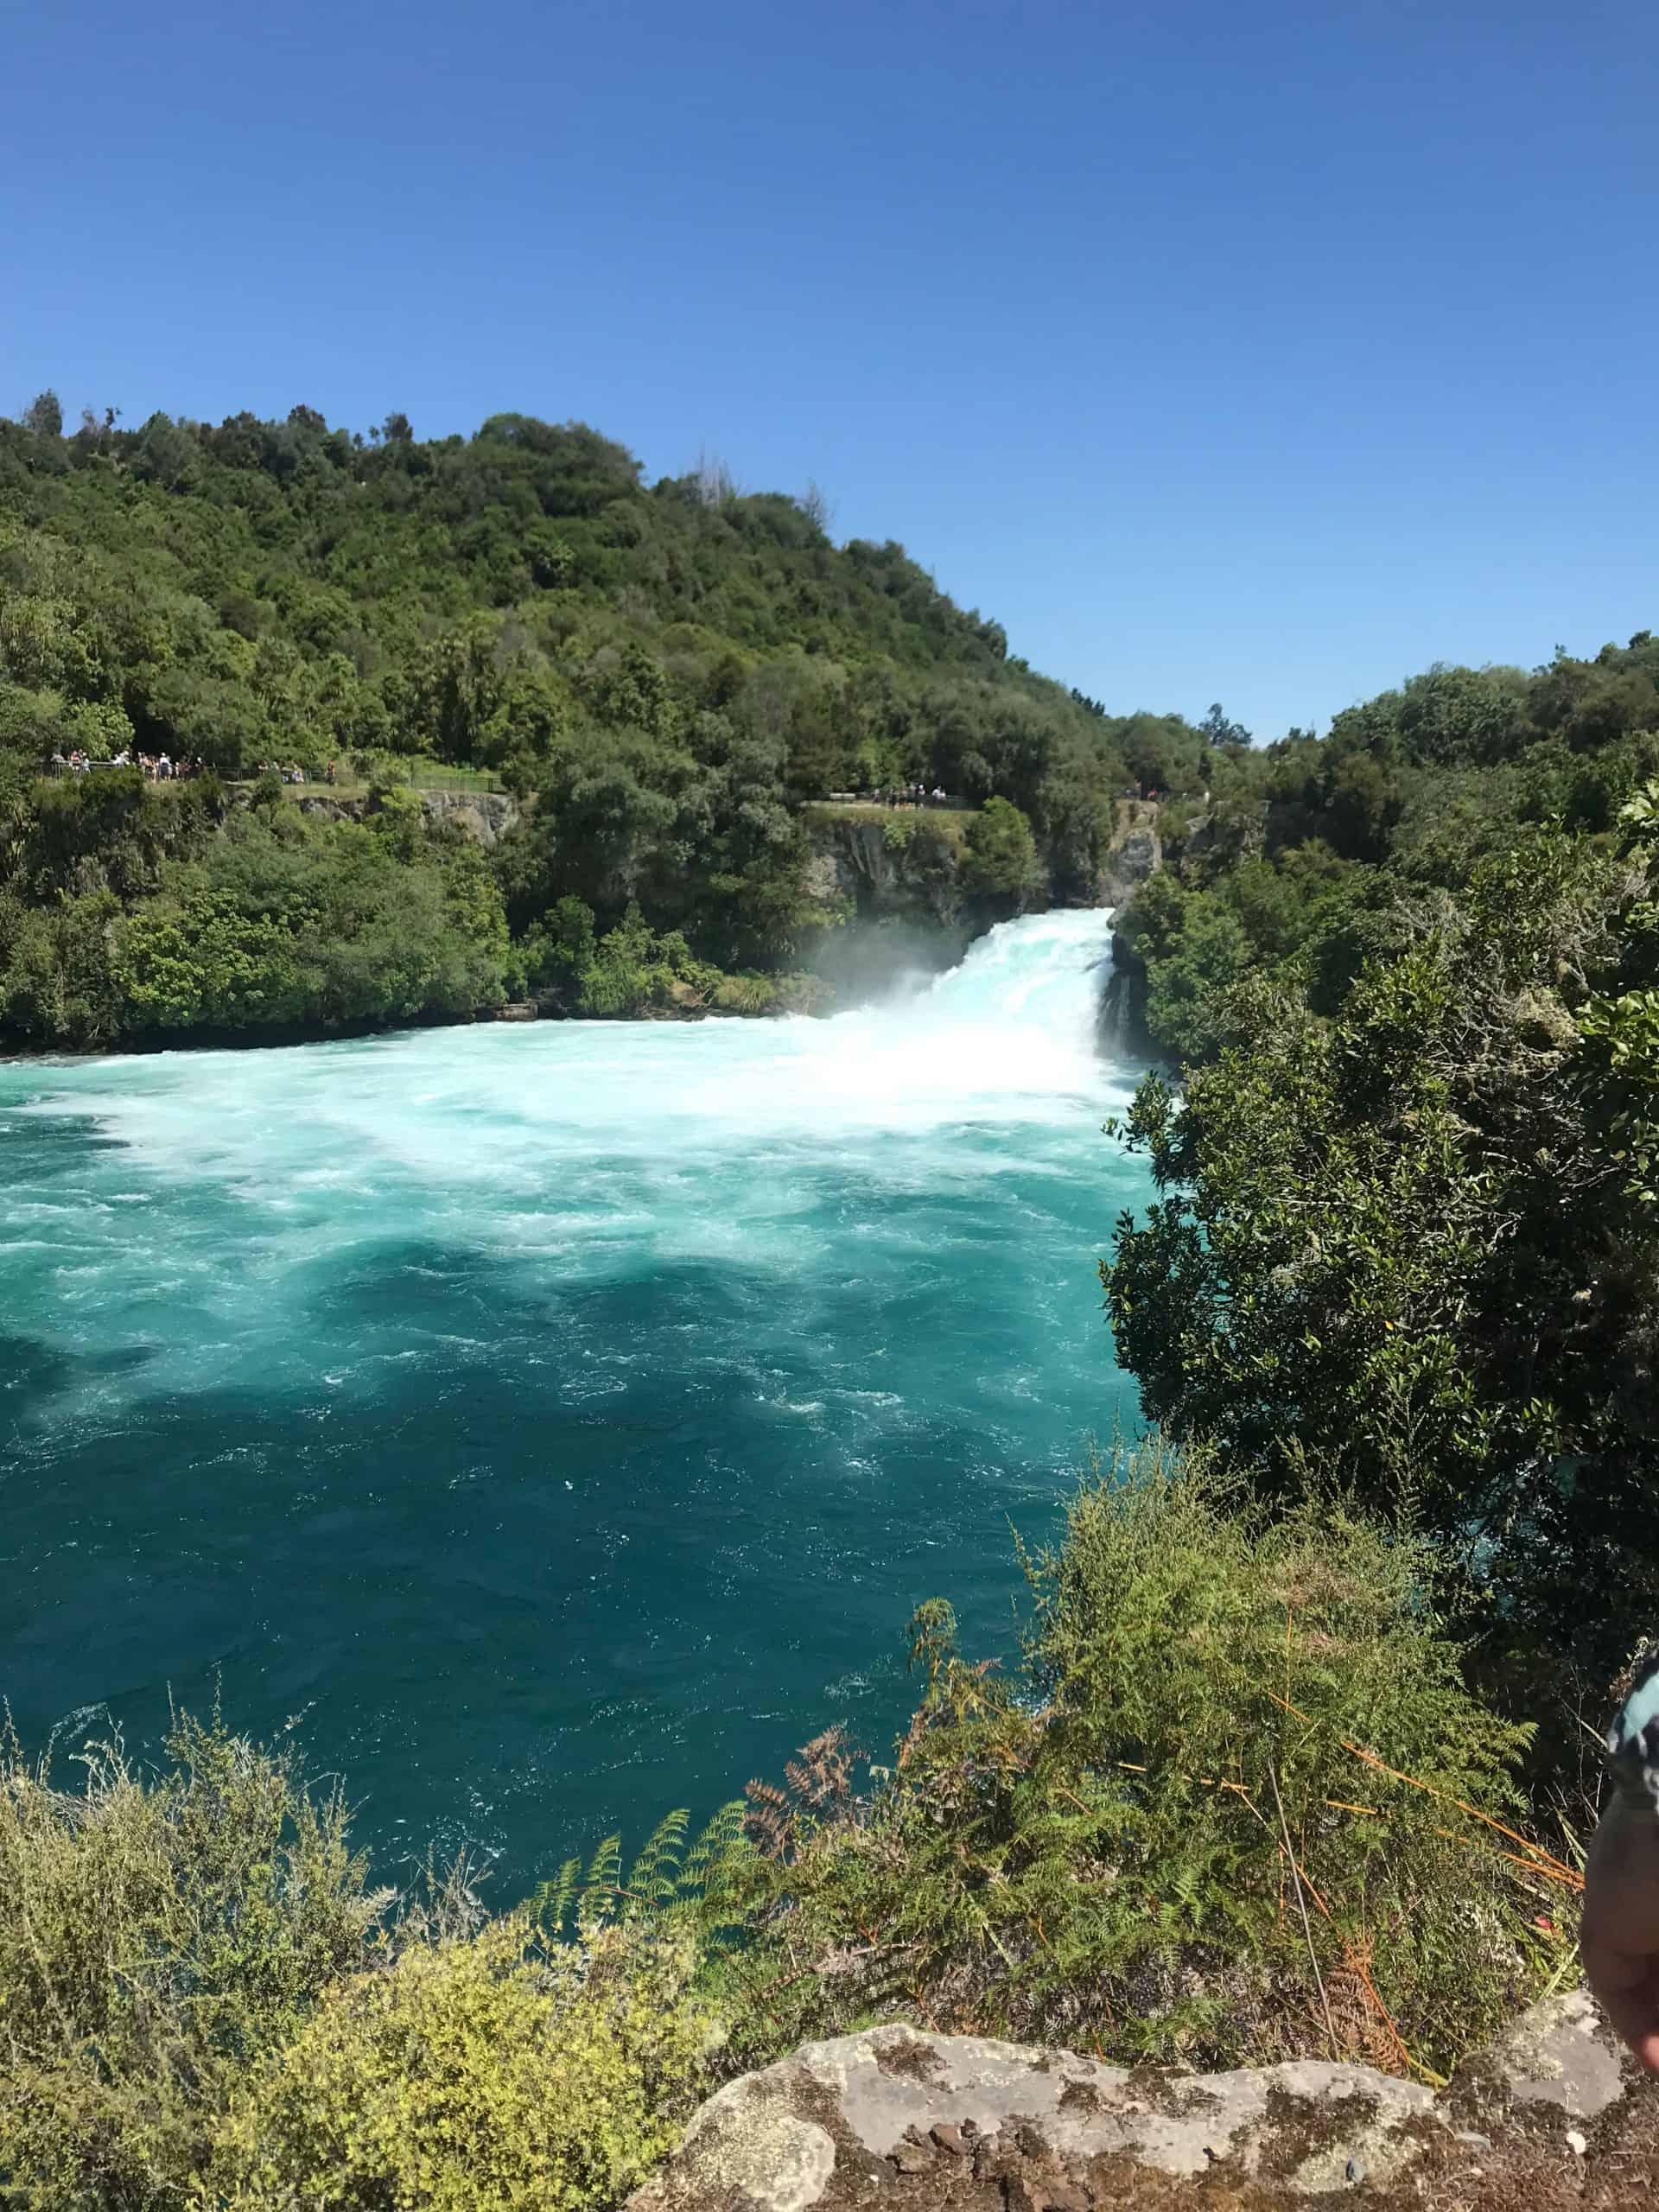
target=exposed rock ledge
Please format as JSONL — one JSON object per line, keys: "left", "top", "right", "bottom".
{"left": 632, "top": 1993, "right": 1643, "bottom": 2209}
{"left": 290, "top": 788, "right": 519, "bottom": 847}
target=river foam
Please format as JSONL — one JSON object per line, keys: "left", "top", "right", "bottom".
{"left": 0, "top": 910, "right": 1150, "bottom": 1880}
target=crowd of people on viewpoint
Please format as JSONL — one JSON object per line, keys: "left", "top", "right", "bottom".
{"left": 52, "top": 747, "right": 211, "bottom": 780}
{"left": 260, "top": 760, "right": 334, "bottom": 784}
{"left": 823, "top": 783, "right": 954, "bottom": 809}
{"left": 48, "top": 751, "right": 338, "bottom": 785}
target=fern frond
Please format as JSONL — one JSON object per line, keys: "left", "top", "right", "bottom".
{"left": 744, "top": 1777, "right": 791, "bottom": 1859}
{"left": 530, "top": 1853, "right": 584, "bottom": 1938}
{"left": 683, "top": 1800, "right": 754, "bottom": 1927}
{"left": 577, "top": 1833, "right": 625, "bottom": 1936}
{"left": 626, "top": 1808, "right": 690, "bottom": 1914}
{"left": 683, "top": 1799, "right": 748, "bottom": 1889}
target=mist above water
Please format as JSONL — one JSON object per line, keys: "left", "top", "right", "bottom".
{"left": 0, "top": 909, "right": 1150, "bottom": 1884}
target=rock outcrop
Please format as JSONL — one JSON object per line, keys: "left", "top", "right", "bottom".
{"left": 629, "top": 2024, "right": 1443, "bottom": 2209}
{"left": 632, "top": 1997, "right": 1642, "bottom": 2210}
{"left": 1461, "top": 1987, "right": 1626, "bottom": 2124}
{"left": 416, "top": 789, "right": 519, "bottom": 847}
{"left": 802, "top": 810, "right": 969, "bottom": 935}
{"left": 289, "top": 788, "right": 519, "bottom": 847}
{"left": 1098, "top": 800, "right": 1163, "bottom": 907}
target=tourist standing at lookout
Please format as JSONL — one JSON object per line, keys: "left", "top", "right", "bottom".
{"left": 1584, "top": 1655, "right": 1659, "bottom": 2072}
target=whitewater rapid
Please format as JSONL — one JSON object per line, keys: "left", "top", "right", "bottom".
{"left": 11, "top": 905, "right": 1117, "bottom": 1166}
{"left": 0, "top": 909, "right": 1148, "bottom": 1877}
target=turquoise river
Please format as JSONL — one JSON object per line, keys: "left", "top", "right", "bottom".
{"left": 0, "top": 910, "right": 1151, "bottom": 1887}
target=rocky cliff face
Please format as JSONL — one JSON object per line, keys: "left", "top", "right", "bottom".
{"left": 799, "top": 810, "right": 981, "bottom": 994}
{"left": 1098, "top": 799, "right": 1163, "bottom": 907}
{"left": 416, "top": 789, "right": 520, "bottom": 847}
{"left": 288, "top": 788, "right": 520, "bottom": 847}
{"left": 632, "top": 1993, "right": 1638, "bottom": 2211}
{"left": 801, "top": 799, "right": 1167, "bottom": 933}
{"left": 798, "top": 800, "right": 1173, "bottom": 1013}
{"left": 803, "top": 811, "right": 971, "bottom": 936}
{"left": 1090, "top": 798, "right": 1167, "bottom": 1056}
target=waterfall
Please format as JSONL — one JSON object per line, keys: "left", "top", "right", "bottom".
{"left": 911, "top": 909, "right": 1115, "bottom": 1036}
{"left": 10, "top": 912, "right": 1125, "bottom": 1177}
{"left": 794, "top": 908, "right": 1117, "bottom": 1117}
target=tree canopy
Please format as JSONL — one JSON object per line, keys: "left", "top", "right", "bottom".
{"left": 1105, "top": 648, "right": 1659, "bottom": 1685}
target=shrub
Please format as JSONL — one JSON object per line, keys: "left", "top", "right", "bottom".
{"left": 961, "top": 794, "right": 1041, "bottom": 901}
{"left": 0, "top": 1712, "right": 388, "bottom": 2209}
{"left": 0, "top": 1718, "right": 729, "bottom": 2212}
{"left": 711, "top": 970, "right": 778, "bottom": 1014}
{"left": 1024, "top": 1448, "right": 1553, "bottom": 2065}
{"left": 734, "top": 1443, "right": 1561, "bottom": 2078}
{"left": 213, "top": 1920, "right": 714, "bottom": 2210}
{"left": 576, "top": 906, "right": 720, "bottom": 1018}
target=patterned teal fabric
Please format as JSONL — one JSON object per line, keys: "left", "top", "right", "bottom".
{"left": 1609, "top": 1651, "right": 1659, "bottom": 1812}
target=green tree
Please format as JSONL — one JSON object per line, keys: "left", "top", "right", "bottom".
{"left": 21, "top": 390, "right": 62, "bottom": 440}
{"left": 962, "top": 795, "right": 1042, "bottom": 904}
{"left": 1103, "top": 833, "right": 1659, "bottom": 1671}
{"left": 1199, "top": 701, "right": 1250, "bottom": 748}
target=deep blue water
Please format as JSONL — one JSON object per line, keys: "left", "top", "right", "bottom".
{"left": 0, "top": 912, "right": 1151, "bottom": 1890}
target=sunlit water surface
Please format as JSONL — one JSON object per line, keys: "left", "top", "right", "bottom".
{"left": 0, "top": 911, "right": 1150, "bottom": 1886}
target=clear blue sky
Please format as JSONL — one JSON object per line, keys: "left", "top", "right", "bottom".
{"left": 3, "top": 0, "right": 1654, "bottom": 737}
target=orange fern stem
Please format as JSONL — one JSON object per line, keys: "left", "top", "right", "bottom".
{"left": 1255, "top": 1682, "right": 1579, "bottom": 1883}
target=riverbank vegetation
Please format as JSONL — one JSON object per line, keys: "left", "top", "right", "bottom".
{"left": 0, "top": 397, "right": 1215, "bottom": 1046}
{"left": 3, "top": 1443, "right": 1574, "bottom": 2209}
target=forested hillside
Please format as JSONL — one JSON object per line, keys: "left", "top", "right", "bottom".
{"left": 1106, "top": 638, "right": 1659, "bottom": 1688}
{"left": 0, "top": 396, "right": 1211, "bottom": 1046}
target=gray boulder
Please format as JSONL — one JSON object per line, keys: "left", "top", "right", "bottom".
{"left": 628, "top": 2024, "right": 1446, "bottom": 2209}
{"left": 1469, "top": 1986, "right": 1628, "bottom": 2123}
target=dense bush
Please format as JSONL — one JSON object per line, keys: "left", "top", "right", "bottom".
{"left": 1117, "top": 636, "right": 1659, "bottom": 1068}
{"left": 214, "top": 1921, "right": 712, "bottom": 2210}
{"left": 0, "top": 1713, "right": 388, "bottom": 2206}
{"left": 0, "top": 800, "right": 515, "bottom": 1046}
{"left": 1099, "top": 624, "right": 1659, "bottom": 1722}
{"left": 1106, "top": 804, "right": 1659, "bottom": 1681}
{"left": 729, "top": 1444, "right": 1560, "bottom": 2081}
{"left": 0, "top": 1714, "right": 724, "bottom": 2211}
{"left": 962, "top": 794, "right": 1043, "bottom": 904}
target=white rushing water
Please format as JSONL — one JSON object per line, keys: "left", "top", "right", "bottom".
{"left": 7, "top": 906, "right": 1119, "bottom": 1182}
{"left": 0, "top": 907, "right": 1148, "bottom": 1874}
